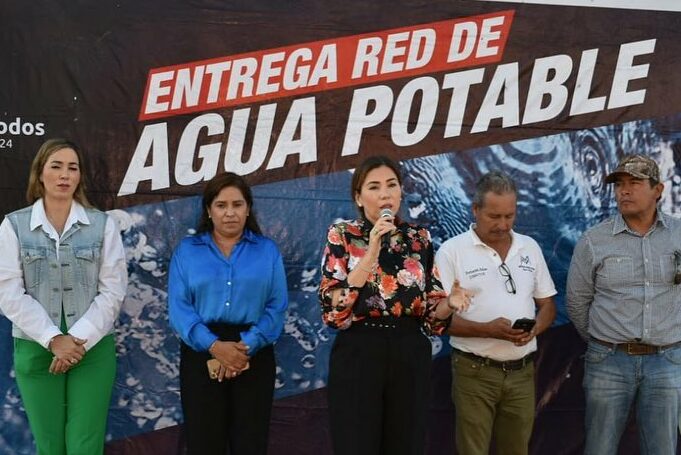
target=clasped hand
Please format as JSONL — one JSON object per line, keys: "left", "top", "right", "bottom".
{"left": 49, "top": 335, "right": 87, "bottom": 374}
{"left": 209, "top": 340, "right": 250, "bottom": 382}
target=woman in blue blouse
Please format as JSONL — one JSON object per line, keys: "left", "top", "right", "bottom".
{"left": 168, "top": 172, "right": 288, "bottom": 455}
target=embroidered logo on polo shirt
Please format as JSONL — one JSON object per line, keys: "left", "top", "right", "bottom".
{"left": 518, "top": 255, "right": 535, "bottom": 272}
{"left": 464, "top": 267, "right": 488, "bottom": 279}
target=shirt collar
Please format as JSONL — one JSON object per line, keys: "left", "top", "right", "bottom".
{"left": 196, "top": 228, "right": 259, "bottom": 245}
{"left": 241, "top": 229, "right": 258, "bottom": 243}
{"left": 468, "top": 223, "right": 518, "bottom": 246}
{"left": 612, "top": 210, "right": 667, "bottom": 235}
{"left": 468, "top": 224, "right": 484, "bottom": 245}
{"left": 29, "top": 199, "right": 90, "bottom": 232}
{"left": 468, "top": 223, "right": 523, "bottom": 258}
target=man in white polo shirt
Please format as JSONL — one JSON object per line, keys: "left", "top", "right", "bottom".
{"left": 435, "top": 171, "right": 556, "bottom": 455}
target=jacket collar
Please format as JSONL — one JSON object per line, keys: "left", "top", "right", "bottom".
{"left": 30, "top": 199, "right": 89, "bottom": 232}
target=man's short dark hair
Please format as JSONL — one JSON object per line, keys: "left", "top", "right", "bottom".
{"left": 472, "top": 171, "right": 517, "bottom": 208}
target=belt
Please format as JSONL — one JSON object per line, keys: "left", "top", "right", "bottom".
{"left": 352, "top": 316, "right": 422, "bottom": 333}
{"left": 590, "top": 337, "right": 681, "bottom": 355}
{"left": 453, "top": 348, "right": 534, "bottom": 372}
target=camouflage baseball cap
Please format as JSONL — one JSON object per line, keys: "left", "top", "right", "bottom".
{"left": 604, "top": 154, "right": 660, "bottom": 184}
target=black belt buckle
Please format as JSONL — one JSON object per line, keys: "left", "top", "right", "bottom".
{"left": 500, "top": 357, "right": 524, "bottom": 372}
{"left": 503, "top": 359, "right": 515, "bottom": 372}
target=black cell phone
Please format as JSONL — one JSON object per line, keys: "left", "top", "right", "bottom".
{"left": 512, "top": 318, "right": 536, "bottom": 332}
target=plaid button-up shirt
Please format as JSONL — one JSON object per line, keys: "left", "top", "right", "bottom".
{"left": 567, "top": 211, "right": 681, "bottom": 345}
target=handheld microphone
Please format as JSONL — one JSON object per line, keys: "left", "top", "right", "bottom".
{"left": 379, "top": 208, "right": 393, "bottom": 249}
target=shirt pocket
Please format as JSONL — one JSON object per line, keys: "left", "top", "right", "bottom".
{"left": 602, "top": 256, "right": 634, "bottom": 288}
{"left": 21, "top": 247, "right": 47, "bottom": 290}
{"left": 659, "top": 254, "right": 676, "bottom": 285}
{"left": 73, "top": 246, "right": 100, "bottom": 287}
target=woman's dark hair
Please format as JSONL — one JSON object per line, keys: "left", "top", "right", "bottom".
{"left": 197, "top": 172, "right": 262, "bottom": 234}
{"left": 351, "top": 155, "right": 402, "bottom": 215}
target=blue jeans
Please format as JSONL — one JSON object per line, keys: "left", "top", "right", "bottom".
{"left": 583, "top": 341, "right": 681, "bottom": 455}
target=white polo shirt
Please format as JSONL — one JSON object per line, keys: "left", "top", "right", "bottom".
{"left": 435, "top": 225, "right": 556, "bottom": 361}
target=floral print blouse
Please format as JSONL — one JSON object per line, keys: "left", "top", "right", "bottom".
{"left": 319, "top": 217, "right": 450, "bottom": 335}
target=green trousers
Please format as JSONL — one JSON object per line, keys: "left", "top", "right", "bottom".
{"left": 13, "top": 334, "right": 116, "bottom": 455}
{"left": 451, "top": 350, "right": 535, "bottom": 455}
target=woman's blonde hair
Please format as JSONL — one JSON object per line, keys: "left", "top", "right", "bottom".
{"left": 26, "top": 138, "right": 91, "bottom": 207}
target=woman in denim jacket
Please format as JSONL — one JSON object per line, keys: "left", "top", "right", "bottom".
{"left": 0, "top": 138, "right": 128, "bottom": 454}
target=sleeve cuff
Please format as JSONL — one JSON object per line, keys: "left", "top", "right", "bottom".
{"left": 239, "top": 330, "right": 263, "bottom": 356}
{"left": 39, "top": 327, "right": 64, "bottom": 350}
{"left": 68, "top": 319, "right": 102, "bottom": 351}
{"left": 533, "top": 289, "right": 558, "bottom": 299}
{"left": 191, "top": 325, "right": 219, "bottom": 352}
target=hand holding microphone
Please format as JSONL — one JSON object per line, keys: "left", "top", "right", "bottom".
{"left": 379, "top": 208, "right": 395, "bottom": 249}
{"left": 368, "top": 208, "right": 396, "bottom": 251}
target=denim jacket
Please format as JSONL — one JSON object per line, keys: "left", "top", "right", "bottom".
{"left": 7, "top": 205, "right": 107, "bottom": 341}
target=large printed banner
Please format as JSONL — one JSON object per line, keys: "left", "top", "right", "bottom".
{"left": 2, "top": 1, "right": 681, "bottom": 453}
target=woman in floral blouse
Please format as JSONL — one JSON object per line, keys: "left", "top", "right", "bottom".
{"left": 319, "top": 155, "right": 470, "bottom": 455}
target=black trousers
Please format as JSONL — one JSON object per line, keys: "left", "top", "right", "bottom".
{"left": 180, "top": 324, "right": 275, "bottom": 455}
{"left": 327, "top": 317, "right": 432, "bottom": 455}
